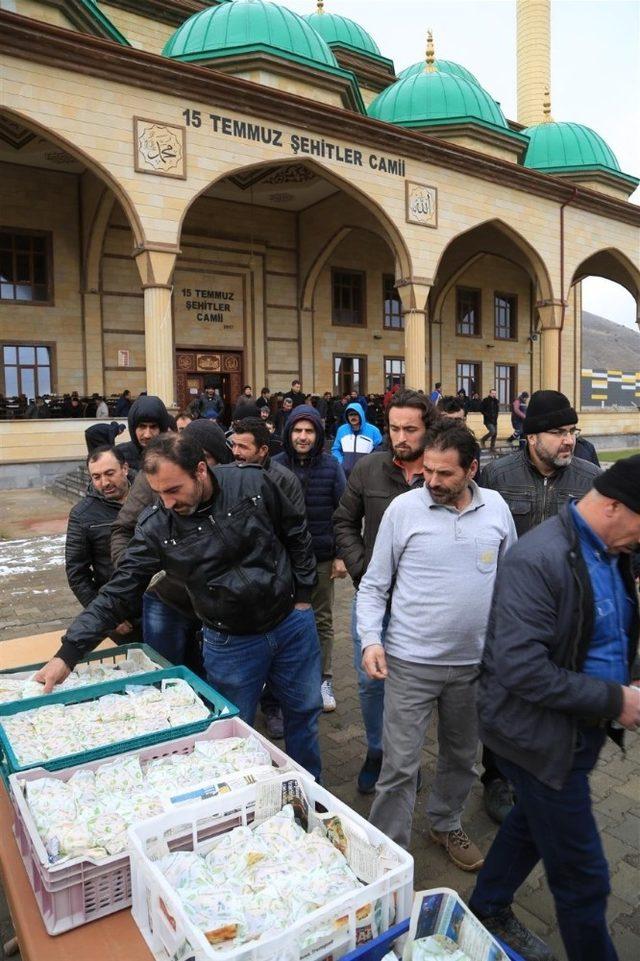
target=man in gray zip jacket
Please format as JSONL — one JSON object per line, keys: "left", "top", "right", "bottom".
{"left": 478, "top": 389, "right": 600, "bottom": 822}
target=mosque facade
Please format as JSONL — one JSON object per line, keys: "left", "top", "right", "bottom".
{"left": 0, "top": 0, "right": 638, "bottom": 468}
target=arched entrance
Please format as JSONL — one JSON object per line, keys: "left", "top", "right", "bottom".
{"left": 173, "top": 158, "right": 412, "bottom": 408}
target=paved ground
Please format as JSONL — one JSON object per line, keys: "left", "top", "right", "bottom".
{"left": 1, "top": 488, "right": 639, "bottom": 960}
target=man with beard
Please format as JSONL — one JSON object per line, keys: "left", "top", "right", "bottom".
{"left": 333, "top": 389, "right": 435, "bottom": 794}
{"left": 478, "top": 390, "right": 600, "bottom": 824}
{"left": 357, "top": 421, "right": 516, "bottom": 866}
{"left": 35, "top": 432, "right": 322, "bottom": 779}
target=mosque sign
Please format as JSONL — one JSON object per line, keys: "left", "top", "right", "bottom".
{"left": 406, "top": 182, "right": 438, "bottom": 228}
{"left": 174, "top": 271, "right": 245, "bottom": 349}
{"left": 134, "top": 118, "right": 186, "bottom": 179}
{"left": 181, "top": 108, "right": 407, "bottom": 177}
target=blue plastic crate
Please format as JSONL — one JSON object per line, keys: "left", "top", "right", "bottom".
{"left": 341, "top": 916, "right": 527, "bottom": 961}
{"left": 0, "top": 666, "right": 238, "bottom": 782}
{"left": 0, "top": 641, "right": 171, "bottom": 678}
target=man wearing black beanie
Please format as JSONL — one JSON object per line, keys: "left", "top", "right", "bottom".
{"left": 477, "top": 390, "right": 600, "bottom": 824}
{"left": 470, "top": 456, "right": 640, "bottom": 961}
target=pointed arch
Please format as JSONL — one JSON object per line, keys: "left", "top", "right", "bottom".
{"left": 570, "top": 247, "right": 640, "bottom": 301}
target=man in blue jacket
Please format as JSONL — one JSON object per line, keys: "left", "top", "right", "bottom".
{"left": 274, "top": 405, "right": 347, "bottom": 712}
{"left": 469, "top": 456, "right": 640, "bottom": 961}
{"left": 331, "top": 401, "right": 382, "bottom": 476}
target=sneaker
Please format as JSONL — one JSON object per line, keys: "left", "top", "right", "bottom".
{"left": 264, "top": 707, "right": 284, "bottom": 740}
{"left": 357, "top": 751, "right": 382, "bottom": 795}
{"left": 483, "top": 778, "right": 514, "bottom": 824}
{"left": 479, "top": 908, "right": 557, "bottom": 961}
{"left": 429, "top": 827, "right": 484, "bottom": 872}
{"left": 321, "top": 678, "right": 336, "bottom": 713}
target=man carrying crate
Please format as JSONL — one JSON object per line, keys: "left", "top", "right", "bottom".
{"left": 35, "top": 431, "right": 323, "bottom": 780}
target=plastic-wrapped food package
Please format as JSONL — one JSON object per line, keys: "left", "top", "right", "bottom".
{"left": 20, "top": 735, "right": 277, "bottom": 863}
{"left": 0, "top": 651, "right": 161, "bottom": 703}
{"left": 411, "top": 936, "right": 473, "bottom": 959}
{"left": 2, "top": 683, "right": 210, "bottom": 764}
{"left": 156, "top": 805, "right": 364, "bottom": 951}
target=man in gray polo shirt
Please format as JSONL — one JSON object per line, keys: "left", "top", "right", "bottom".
{"left": 357, "top": 420, "right": 517, "bottom": 869}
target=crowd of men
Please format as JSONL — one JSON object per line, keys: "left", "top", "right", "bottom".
{"left": 40, "top": 381, "right": 640, "bottom": 961}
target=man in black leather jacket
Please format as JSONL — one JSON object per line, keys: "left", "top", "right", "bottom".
{"left": 478, "top": 390, "right": 600, "bottom": 823}
{"left": 65, "top": 445, "right": 140, "bottom": 643}
{"left": 37, "top": 432, "right": 322, "bottom": 779}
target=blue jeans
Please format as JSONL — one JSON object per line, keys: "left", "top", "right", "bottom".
{"left": 351, "top": 596, "right": 386, "bottom": 754}
{"left": 202, "top": 607, "right": 322, "bottom": 780}
{"left": 470, "top": 727, "right": 616, "bottom": 961}
{"left": 142, "top": 593, "right": 203, "bottom": 676}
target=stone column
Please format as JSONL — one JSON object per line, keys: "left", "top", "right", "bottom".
{"left": 397, "top": 281, "right": 430, "bottom": 391}
{"left": 134, "top": 249, "right": 177, "bottom": 407}
{"left": 537, "top": 301, "right": 564, "bottom": 392}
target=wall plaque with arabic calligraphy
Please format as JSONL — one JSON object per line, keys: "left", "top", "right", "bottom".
{"left": 134, "top": 117, "right": 186, "bottom": 179}
{"left": 405, "top": 182, "right": 438, "bottom": 228}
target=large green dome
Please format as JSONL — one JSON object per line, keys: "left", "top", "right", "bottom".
{"left": 304, "top": 9, "right": 381, "bottom": 58}
{"left": 163, "top": 0, "right": 338, "bottom": 70}
{"left": 368, "top": 70, "right": 508, "bottom": 131}
{"left": 523, "top": 121, "right": 621, "bottom": 174}
{"left": 397, "top": 59, "right": 479, "bottom": 86}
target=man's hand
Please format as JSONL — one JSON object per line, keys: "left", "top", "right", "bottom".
{"left": 362, "top": 644, "right": 388, "bottom": 680}
{"left": 114, "top": 620, "right": 133, "bottom": 636}
{"left": 33, "top": 657, "right": 72, "bottom": 694}
{"left": 294, "top": 602, "right": 312, "bottom": 611}
{"left": 330, "top": 559, "right": 348, "bottom": 580}
{"left": 617, "top": 685, "right": 640, "bottom": 730}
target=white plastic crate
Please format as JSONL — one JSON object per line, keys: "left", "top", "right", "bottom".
{"left": 128, "top": 771, "right": 414, "bottom": 961}
{"left": 9, "top": 717, "right": 300, "bottom": 935}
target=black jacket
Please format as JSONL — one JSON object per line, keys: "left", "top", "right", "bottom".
{"left": 479, "top": 447, "right": 600, "bottom": 537}
{"left": 333, "top": 451, "right": 424, "bottom": 585}
{"left": 66, "top": 487, "right": 127, "bottom": 608}
{"left": 479, "top": 506, "right": 640, "bottom": 789}
{"left": 273, "top": 405, "right": 346, "bottom": 562}
{"left": 116, "top": 395, "right": 172, "bottom": 470}
{"left": 481, "top": 395, "right": 499, "bottom": 424}
{"left": 58, "top": 463, "right": 316, "bottom": 668}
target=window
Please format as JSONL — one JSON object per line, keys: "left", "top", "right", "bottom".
{"left": 0, "top": 230, "right": 52, "bottom": 303}
{"left": 334, "top": 355, "right": 366, "bottom": 396}
{"left": 384, "top": 357, "right": 405, "bottom": 389}
{"left": 495, "top": 364, "right": 517, "bottom": 409}
{"left": 383, "top": 275, "right": 403, "bottom": 329}
{"left": 494, "top": 293, "right": 517, "bottom": 340}
{"left": 332, "top": 269, "right": 365, "bottom": 327}
{"left": 456, "top": 361, "right": 481, "bottom": 398}
{"left": 456, "top": 287, "right": 481, "bottom": 336}
{"left": 2, "top": 344, "right": 52, "bottom": 398}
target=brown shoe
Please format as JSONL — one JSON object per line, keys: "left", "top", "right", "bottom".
{"left": 429, "top": 827, "right": 484, "bottom": 872}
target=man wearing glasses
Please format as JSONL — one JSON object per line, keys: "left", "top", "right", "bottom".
{"left": 477, "top": 390, "right": 600, "bottom": 824}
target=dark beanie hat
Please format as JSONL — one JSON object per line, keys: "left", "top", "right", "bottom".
{"left": 522, "top": 390, "right": 577, "bottom": 435}
{"left": 183, "top": 419, "right": 233, "bottom": 465}
{"left": 594, "top": 455, "right": 640, "bottom": 514}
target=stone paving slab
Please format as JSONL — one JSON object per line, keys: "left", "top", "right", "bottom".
{"left": 1, "top": 488, "right": 639, "bottom": 960}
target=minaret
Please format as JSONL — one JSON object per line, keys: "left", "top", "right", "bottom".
{"left": 516, "top": 0, "right": 551, "bottom": 127}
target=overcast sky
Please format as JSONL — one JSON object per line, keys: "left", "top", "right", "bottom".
{"left": 287, "top": 0, "right": 640, "bottom": 331}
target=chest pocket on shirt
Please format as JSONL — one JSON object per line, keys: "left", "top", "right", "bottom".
{"left": 476, "top": 538, "right": 499, "bottom": 573}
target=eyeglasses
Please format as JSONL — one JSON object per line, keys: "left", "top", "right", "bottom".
{"left": 545, "top": 428, "right": 581, "bottom": 438}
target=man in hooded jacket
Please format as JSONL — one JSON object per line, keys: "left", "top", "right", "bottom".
{"left": 273, "top": 405, "right": 347, "bottom": 711}
{"left": 116, "top": 394, "right": 172, "bottom": 469}
{"left": 331, "top": 401, "right": 382, "bottom": 476}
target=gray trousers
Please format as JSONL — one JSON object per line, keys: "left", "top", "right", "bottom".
{"left": 369, "top": 656, "right": 480, "bottom": 849}
{"left": 311, "top": 559, "right": 334, "bottom": 677}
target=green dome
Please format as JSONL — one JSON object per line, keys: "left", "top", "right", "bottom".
{"left": 368, "top": 70, "right": 508, "bottom": 131}
{"left": 304, "top": 10, "right": 381, "bottom": 57}
{"left": 163, "top": 0, "right": 338, "bottom": 70}
{"left": 523, "top": 121, "right": 621, "bottom": 174}
{"left": 397, "top": 59, "right": 479, "bottom": 85}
